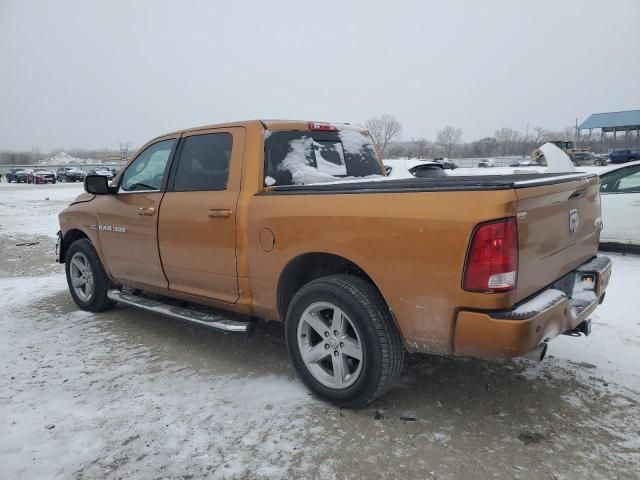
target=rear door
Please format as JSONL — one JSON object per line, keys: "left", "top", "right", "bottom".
{"left": 599, "top": 164, "right": 640, "bottom": 244}
{"left": 514, "top": 175, "right": 601, "bottom": 301}
{"left": 97, "top": 136, "right": 178, "bottom": 288}
{"left": 157, "top": 127, "right": 244, "bottom": 303}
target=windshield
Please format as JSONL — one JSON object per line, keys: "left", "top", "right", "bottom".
{"left": 264, "top": 129, "right": 383, "bottom": 186}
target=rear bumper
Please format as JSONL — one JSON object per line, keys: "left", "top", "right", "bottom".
{"left": 453, "top": 255, "right": 612, "bottom": 358}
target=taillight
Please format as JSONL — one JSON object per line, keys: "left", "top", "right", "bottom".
{"left": 463, "top": 217, "right": 518, "bottom": 292}
{"left": 308, "top": 121, "right": 337, "bottom": 131}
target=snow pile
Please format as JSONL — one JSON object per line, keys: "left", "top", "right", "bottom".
{"left": 39, "top": 151, "right": 101, "bottom": 165}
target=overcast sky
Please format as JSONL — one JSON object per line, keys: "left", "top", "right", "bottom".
{"left": 1, "top": 0, "right": 638, "bottom": 151}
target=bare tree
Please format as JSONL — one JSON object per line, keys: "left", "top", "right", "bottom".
{"left": 405, "top": 137, "right": 430, "bottom": 159}
{"left": 494, "top": 127, "right": 522, "bottom": 156}
{"left": 365, "top": 114, "right": 402, "bottom": 158}
{"left": 436, "top": 126, "right": 462, "bottom": 157}
{"left": 471, "top": 137, "right": 499, "bottom": 157}
{"left": 531, "top": 126, "right": 549, "bottom": 146}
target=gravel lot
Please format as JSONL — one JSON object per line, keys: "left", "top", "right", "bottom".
{"left": 1, "top": 182, "right": 639, "bottom": 479}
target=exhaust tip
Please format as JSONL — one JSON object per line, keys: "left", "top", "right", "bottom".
{"left": 523, "top": 343, "right": 548, "bottom": 362}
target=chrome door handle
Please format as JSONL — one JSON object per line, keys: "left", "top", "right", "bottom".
{"left": 208, "top": 209, "right": 232, "bottom": 218}
{"left": 138, "top": 207, "right": 155, "bottom": 216}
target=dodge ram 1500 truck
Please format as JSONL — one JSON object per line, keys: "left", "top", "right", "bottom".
{"left": 57, "top": 120, "right": 612, "bottom": 407}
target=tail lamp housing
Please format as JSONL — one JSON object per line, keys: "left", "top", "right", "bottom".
{"left": 463, "top": 217, "right": 518, "bottom": 292}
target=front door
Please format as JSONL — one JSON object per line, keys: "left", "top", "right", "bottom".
{"left": 158, "top": 127, "right": 244, "bottom": 303}
{"left": 97, "top": 137, "right": 177, "bottom": 289}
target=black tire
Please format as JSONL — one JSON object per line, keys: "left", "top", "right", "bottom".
{"left": 65, "top": 238, "right": 116, "bottom": 312}
{"left": 285, "top": 274, "right": 405, "bottom": 408}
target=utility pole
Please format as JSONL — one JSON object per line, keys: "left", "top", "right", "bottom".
{"left": 119, "top": 142, "right": 132, "bottom": 162}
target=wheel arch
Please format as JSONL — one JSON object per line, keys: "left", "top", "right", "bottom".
{"left": 277, "top": 252, "right": 386, "bottom": 322}
{"left": 60, "top": 228, "right": 94, "bottom": 263}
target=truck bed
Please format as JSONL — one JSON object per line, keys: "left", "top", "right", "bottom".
{"left": 267, "top": 172, "right": 597, "bottom": 194}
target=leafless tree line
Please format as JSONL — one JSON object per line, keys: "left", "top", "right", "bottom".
{"left": 366, "top": 114, "right": 640, "bottom": 159}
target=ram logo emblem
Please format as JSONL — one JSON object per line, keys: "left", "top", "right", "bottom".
{"left": 569, "top": 209, "right": 579, "bottom": 236}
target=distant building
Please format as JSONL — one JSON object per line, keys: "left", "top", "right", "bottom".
{"left": 579, "top": 110, "right": 640, "bottom": 150}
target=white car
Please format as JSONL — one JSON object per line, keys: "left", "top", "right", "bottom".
{"left": 598, "top": 161, "right": 640, "bottom": 246}
{"left": 478, "top": 158, "right": 495, "bottom": 168}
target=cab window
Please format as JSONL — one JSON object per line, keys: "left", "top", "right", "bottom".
{"left": 264, "top": 130, "right": 382, "bottom": 186}
{"left": 172, "top": 133, "right": 233, "bottom": 191}
{"left": 120, "top": 140, "right": 176, "bottom": 192}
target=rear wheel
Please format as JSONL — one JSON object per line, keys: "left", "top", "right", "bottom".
{"left": 65, "top": 239, "right": 115, "bottom": 312}
{"left": 285, "top": 274, "right": 405, "bottom": 408}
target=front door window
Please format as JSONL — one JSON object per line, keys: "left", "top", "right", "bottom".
{"left": 121, "top": 139, "right": 176, "bottom": 192}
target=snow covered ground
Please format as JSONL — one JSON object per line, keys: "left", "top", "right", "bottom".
{"left": 1, "top": 181, "right": 640, "bottom": 479}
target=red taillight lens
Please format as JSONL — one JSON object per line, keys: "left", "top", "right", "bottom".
{"left": 463, "top": 217, "right": 518, "bottom": 292}
{"left": 308, "top": 121, "right": 337, "bottom": 131}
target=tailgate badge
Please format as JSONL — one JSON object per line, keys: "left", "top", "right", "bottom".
{"left": 569, "top": 209, "right": 579, "bottom": 235}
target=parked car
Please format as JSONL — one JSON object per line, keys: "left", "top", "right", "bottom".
{"left": 6, "top": 168, "right": 31, "bottom": 183}
{"left": 89, "top": 168, "right": 114, "bottom": 180}
{"left": 594, "top": 154, "right": 611, "bottom": 166}
{"left": 57, "top": 166, "right": 87, "bottom": 182}
{"left": 598, "top": 160, "right": 640, "bottom": 246}
{"left": 432, "top": 157, "right": 457, "bottom": 169}
{"left": 608, "top": 149, "right": 640, "bottom": 164}
{"left": 571, "top": 152, "right": 608, "bottom": 166}
{"left": 510, "top": 159, "right": 539, "bottom": 168}
{"left": 384, "top": 160, "right": 447, "bottom": 179}
{"left": 478, "top": 158, "right": 495, "bottom": 168}
{"left": 32, "top": 169, "right": 57, "bottom": 184}
{"left": 57, "top": 119, "right": 611, "bottom": 407}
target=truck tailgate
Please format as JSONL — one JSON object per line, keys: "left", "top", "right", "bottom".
{"left": 514, "top": 175, "right": 601, "bottom": 302}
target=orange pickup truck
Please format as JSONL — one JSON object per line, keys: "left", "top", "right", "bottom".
{"left": 57, "top": 120, "right": 611, "bottom": 407}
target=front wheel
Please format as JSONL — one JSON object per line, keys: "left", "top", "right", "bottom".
{"left": 285, "top": 274, "right": 405, "bottom": 408}
{"left": 65, "top": 238, "right": 115, "bottom": 312}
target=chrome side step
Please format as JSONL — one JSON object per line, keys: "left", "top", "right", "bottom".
{"left": 107, "top": 289, "right": 252, "bottom": 333}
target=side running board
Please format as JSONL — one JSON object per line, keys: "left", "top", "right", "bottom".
{"left": 107, "top": 289, "right": 252, "bottom": 333}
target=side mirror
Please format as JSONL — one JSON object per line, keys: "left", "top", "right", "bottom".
{"left": 84, "top": 175, "right": 109, "bottom": 195}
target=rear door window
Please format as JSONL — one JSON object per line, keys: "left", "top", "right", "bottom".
{"left": 172, "top": 133, "right": 233, "bottom": 191}
{"left": 264, "top": 130, "right": 382, "bottom": 186}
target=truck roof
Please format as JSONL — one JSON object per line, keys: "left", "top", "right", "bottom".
{"left": 158, "top": 119, "right": 367, "bottom": 139}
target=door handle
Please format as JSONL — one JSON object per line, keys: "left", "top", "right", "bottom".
{"left": 208, "top": 209, "right": 232, "bottom": 218}
{"left": 630, "top": 200, "right": 640, "bottom": 207}
{"left": 138, "top": 207, "right": 155, "bottom": 216}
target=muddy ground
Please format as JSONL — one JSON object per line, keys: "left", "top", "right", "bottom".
{"left": 1, "top": 186, "right": 639, "bottom": 479}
